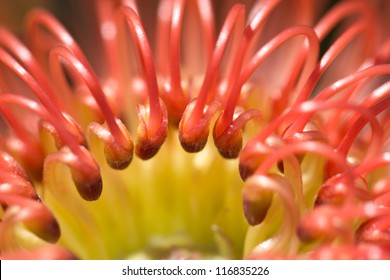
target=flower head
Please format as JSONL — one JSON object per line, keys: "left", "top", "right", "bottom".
{"left": 1, "top": 0, "right": 390, "bottom": 260}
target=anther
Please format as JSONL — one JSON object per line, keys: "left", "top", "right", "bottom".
{"left": 242, "top": 174, "right": 296, "bottom": 226}
{"left": 179, "top": 99, "right": 220, "bottom": 153}
{"left": 135, "top": 100, "right": 168, "bottom": 160}
{"left": 214, "top": 109, "right": 261, "bottom": 159}
{"left": 242, "top": 176, "right": 274, "bottom": 226}
{"left": 44, "top": 146, "right": 102, "bottom": 201}
{"left": 0, "top": 194, "right": 61, "bottom": 243}
{"left": 118, "top": 7, "right": 168, "bottom": 159}
{"left": 178, "top": 4, "right": 245, "bottom": 153}
{"left": 89, "top": 120, "right": 133, "bottom": 169}
{"left": 239, "top": 135, "right": 284, "bottom": 180}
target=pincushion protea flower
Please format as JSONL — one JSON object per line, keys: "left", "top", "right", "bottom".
{"left": 1, "top": 0, "right": 390, "bottom": 260}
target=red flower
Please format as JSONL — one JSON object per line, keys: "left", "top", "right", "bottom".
{"left": 0, "top": 0, "right": 389, "bottom": 260}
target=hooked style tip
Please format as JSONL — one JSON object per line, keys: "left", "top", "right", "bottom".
{"left": 135, "top": 103, "right": 168, "bottom": 160}
{"left": 214, "top": 129, "right": 243, "bottom": 159}
{"left": 178, "top": 99, "right": 220, "bottom": 153}
{"left": 178, "top": 120, "right": 209, "bottom": 153}
{"left": 105, "top": 147, "right": 133, "bottom": 170}
{"left": 69, "top": 150, "right": 103, "bottom": 201}
{"left": 238, "top": 135, "right": 286, "bottom": 180}
{"left": 26, "top": 216, "right": 61, "bottom": 243}
{"left": 213, "top": 109, "right": 262, "bottom": 159}
{"left": 179, "top": 133, "right": 208, "bottom": 153}
{"left": 88, "top": 120, "right": 134, "bottom": 169}
{"left": 72, "top": 173, "right": 103, "bottom": 201}
{"left": 239, "top": 162, "right": 256, "bottom": 181}
{"left": 135, "top": 128, "right": 168, "bottom": 160}
{"left": 39, "top": 116, "right": 87, "bottom": 151}
{"left": 242, "top": 180, "right": 274, "bottom": 226}
{"left": 5, "top": 136, "right": 45, "bottom": 181}
{"left": 103, "top": 138, "right": 133, "bottom": 170}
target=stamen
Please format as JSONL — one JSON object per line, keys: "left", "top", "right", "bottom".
{"left": 214, "top": 26, "right": 318, "bottom": 158}
{"left": 44, "top": 146, "right": 102, "bottom": 201}
{"left": 234, "top": 26, "right": 319, "bottom": 118}
{"left": 0, "top": 46, "right": 80, "bottom": 137}
{"left": 215, "top": 0, "right": 281, "bottom": 127}
{"left": 286, "top": 1, "right": 378, "bottom": 134}
{"left": 293, "top": 20, "right": 374, "bottom": 108}
{"left": 314, "top": 0, "right": 375, "bottom": 41}
{"left": 165, "top": 0, "right": 187, "bottom": 122}
{"left": 195, "top": 0, "right": 215, "bottom": 60}
{"left": 94, "top": 0, "right": 122, "bottom": 84}
{"left": 337, "top": 93, "right": 390, "bottom": 159}
{"left": 26, "top": 9, "right": 88, "bottom": 69}
{"left": 243, "top": 174, "right": 299, "bottom": 255}
{"left": 253, "top": 141, "right": 350, "bottom": 180}
{"left": 0, "top": 27, "right": 63, "bottom": 109}
{"left": 0, "top": 95, "right": 44, "bottom": 179}
{"left": 179, "top": 4, "right": 245, "bottom": 152}
{"left": 0, "top": 94, "right": 101, "bottom": 200}
{"left": 243, "top": 174, "right": 292, "bottom": 226}
{"left": 285, "top": 64, "right": 390, "bottom": 137}
{"left": 239, "top": 134, "right": 284, "bottom": 181}
{"left": 0, "top": 171, "right": 37, "bottom": 200}
{"left": 315, "top": 64, "right": 390, "bottom": 101}
{"left": 221, "top": 0, "right": 282, "bottom": 109}
{"left": 88, "top": 121, "right": 133, "bottom": 169}
{"left": 118, "top": 6, "right": 168, "bottom": 159}
{"left": 299, "top": 101, "right": 382, "bottom": 161}
{"left": 26, "top": 8, "right": 122, "bottom": 115}
{"left": 1, "top": 0, "right": 389, "bottom": 261}
{"left": 0, "top": 151, "right": 29, "bottom": 181}
{"left": 0, "top": 193, "right": 60, "bottom": 243}
{"left": 242, "top": 138, "right": 363, "bottom": 237}
{"left": 156, "top": 0, "right": 173, "bottom": 76}
{"left": 353, "top": 152, "right": 390, "bottom": 177}
{"left": 0, "top": 47, "right": 87, "bottom": 160}
{"left": 48, "top": 45, "right": 133, "bottom": 168}
{"left": 121, "top": 0, "right": 138, "bottom": 12}
{"left": 0, "top": 151, "right": 37, "bottom": 200}
{"left": 239, "top": 99, "right": 379, "bottom": 179}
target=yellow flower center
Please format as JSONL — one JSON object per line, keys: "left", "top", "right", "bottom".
{"left": 39, "top": 127, "right": 247, "bottom": 259}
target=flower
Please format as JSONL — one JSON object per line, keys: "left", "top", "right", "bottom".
{"left": 0, "top": 0, "right": 390, "bottom": 260}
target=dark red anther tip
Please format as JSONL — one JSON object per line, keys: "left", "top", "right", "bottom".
{"left": 103, "top": 139, "right": 133, "bottom": 170}
{"left": 135, "top": 103, "right": 168, "bottom": 160}
{"left": 179, "top": 123, "right": 209, "bottom": 153}
{"left": 136, "top": 128, "right": 168, "bottom": 160}
{"left": 242, "top": 176, "right": 275, "bottom": 226}
{"left": 239, "top": 136, "right": 285, "bottom": 180}
{"left": 105, "top": 149, "right": 133, "bottom": 170}
{"left": 213, "top": 109, "right": 262, "bottom": 159}
{"left": 239, "top": 162, "right": 256, "bottom": 181}
{"left": 72, "top": 174, "right": 103, "bottom": 201}
{"left": 178, "top": 99, "right": 221, "bottom": 153}
{"left": 213, "top": 128, "right": 243, "bottom": 159}
{"left": 26, "top": 216, "right": 61, "bottom": 243}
